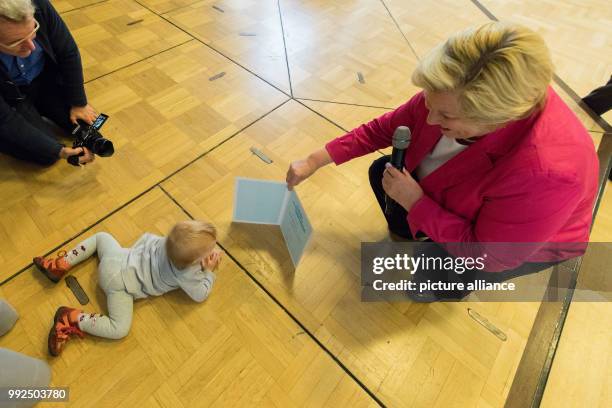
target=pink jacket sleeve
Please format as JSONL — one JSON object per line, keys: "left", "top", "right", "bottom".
{"left": 325, "top": 93, "right": 423, "bottom": 165}
{"left": 409, "top": 171, "right": 585, "bottom": 271}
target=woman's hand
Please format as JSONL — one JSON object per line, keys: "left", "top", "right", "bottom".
{"left": 201, "top": 249, "right": 223, "bottom": 272}
{"left": 382, "top": 163, "right": 424, "bottom": 211}
{"left": 286, "top": 148, "right": 333, "bottom": 189}
{"left": 286, "top": 158, "right": 318, "bottom": 189}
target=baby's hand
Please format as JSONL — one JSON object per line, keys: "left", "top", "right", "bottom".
{"left": 201, "top": 249, "right": 222, "bottom": 272}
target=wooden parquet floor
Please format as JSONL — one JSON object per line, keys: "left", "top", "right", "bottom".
{"left": 0, "top": 0, "right": 610, "bottom": 406}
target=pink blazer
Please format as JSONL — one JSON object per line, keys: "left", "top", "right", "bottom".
{"left": 326, "top": 88, "right": 599, "bottom": 271}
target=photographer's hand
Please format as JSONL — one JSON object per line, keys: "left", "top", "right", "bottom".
{"left": 59, "top": 146, "right": 95, "bottom": 165}
{"left": 70, "top": 104, "right": 97, "bottom": 125}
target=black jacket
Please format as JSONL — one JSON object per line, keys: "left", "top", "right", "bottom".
{"left": 0, "top": 0, "right": 87, "bottom": 157}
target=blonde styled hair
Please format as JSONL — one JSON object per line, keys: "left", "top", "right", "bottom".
{"left": 0, "top": 0, "right": 35, "bottom": 22}
{"left": 411, "top": 22, "right": 553, "bottom": 125}
{"left": 166, "top": 220, "right": 217, "bottom": 269}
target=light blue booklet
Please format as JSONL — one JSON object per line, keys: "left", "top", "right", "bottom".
{"left": 233, "top": 177, "right": 313, "bottom": 267}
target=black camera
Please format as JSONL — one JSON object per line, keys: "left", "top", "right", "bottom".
{"left": 68, "top": 113, "right": 114, "bottom": 166}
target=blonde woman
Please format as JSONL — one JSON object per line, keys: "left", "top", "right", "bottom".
{"left": 286, "top": 22, "right": 598, "bottom": 300}
{"left": 34, "top": 220, "right": 222, "bottom": 356}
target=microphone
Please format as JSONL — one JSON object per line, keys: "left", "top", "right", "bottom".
{"left": 384, "top": 126, "right": 411, "bottom": 215}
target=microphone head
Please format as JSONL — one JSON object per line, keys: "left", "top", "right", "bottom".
{"left": 392, "top": 126, "right": 411, "bottom": 149}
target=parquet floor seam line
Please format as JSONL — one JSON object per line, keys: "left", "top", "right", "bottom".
{"left": 59, "top": 0, "right": 200, "bottom": 16}
{"left": 58, "top": 0, "right": 111, "bottom": 14}
{"left": 293, "top": 99, "right": 392, "bottom": 150}
{"left": 296, "top": 97, "right": 395, "bottom": 110}
{"left": 157, "top": 184, "right": 386, "bottom": 408}
{"left": 277, "top": 0, "right": 294, "bottom": 97}
{"left": 131, "top": 0, "right": 293, "bottom": 100}
{"left": 469, "top": 0, "right": 498, "bottom": 21}
{"left": 0, "top": 98, "right": 292, "bottom": 287}
{"left": 294, "top": 99, "right": 350, "bottom": 133}
{"left": 147, "top": 0, "right": 202, "bottom": 15}
{"left": 158, "top": 184, "right": 194, "bottom": 219}
{"left": 83, "top": 39, "right": 196, "bottom": 85}
{"left": 379, "top": 0, "right": 420, "bottom": 61}
{"left": 2, "top": 2, "right": 606, "bottom": 407}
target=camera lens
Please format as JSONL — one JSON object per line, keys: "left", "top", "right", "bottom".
{"left": 92, "top": 138, "right": 114, "bottom": 157}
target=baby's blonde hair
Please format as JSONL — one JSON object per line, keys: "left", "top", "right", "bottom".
{"left": 411, "top": 22, "right": 553, "bottom": 125}
{"left": 166, "top": 220, "right": 217, "bottom": 269}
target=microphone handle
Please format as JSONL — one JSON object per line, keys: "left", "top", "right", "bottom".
{"left": 384, "top": 148, "right": 406, "bottom": 215}
{"left": 389, "top": 148, "right": 405, "bottom": 169}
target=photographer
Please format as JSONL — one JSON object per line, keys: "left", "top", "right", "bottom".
{"left": 0, "top": 0, "right": 96, "bottom": 166}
